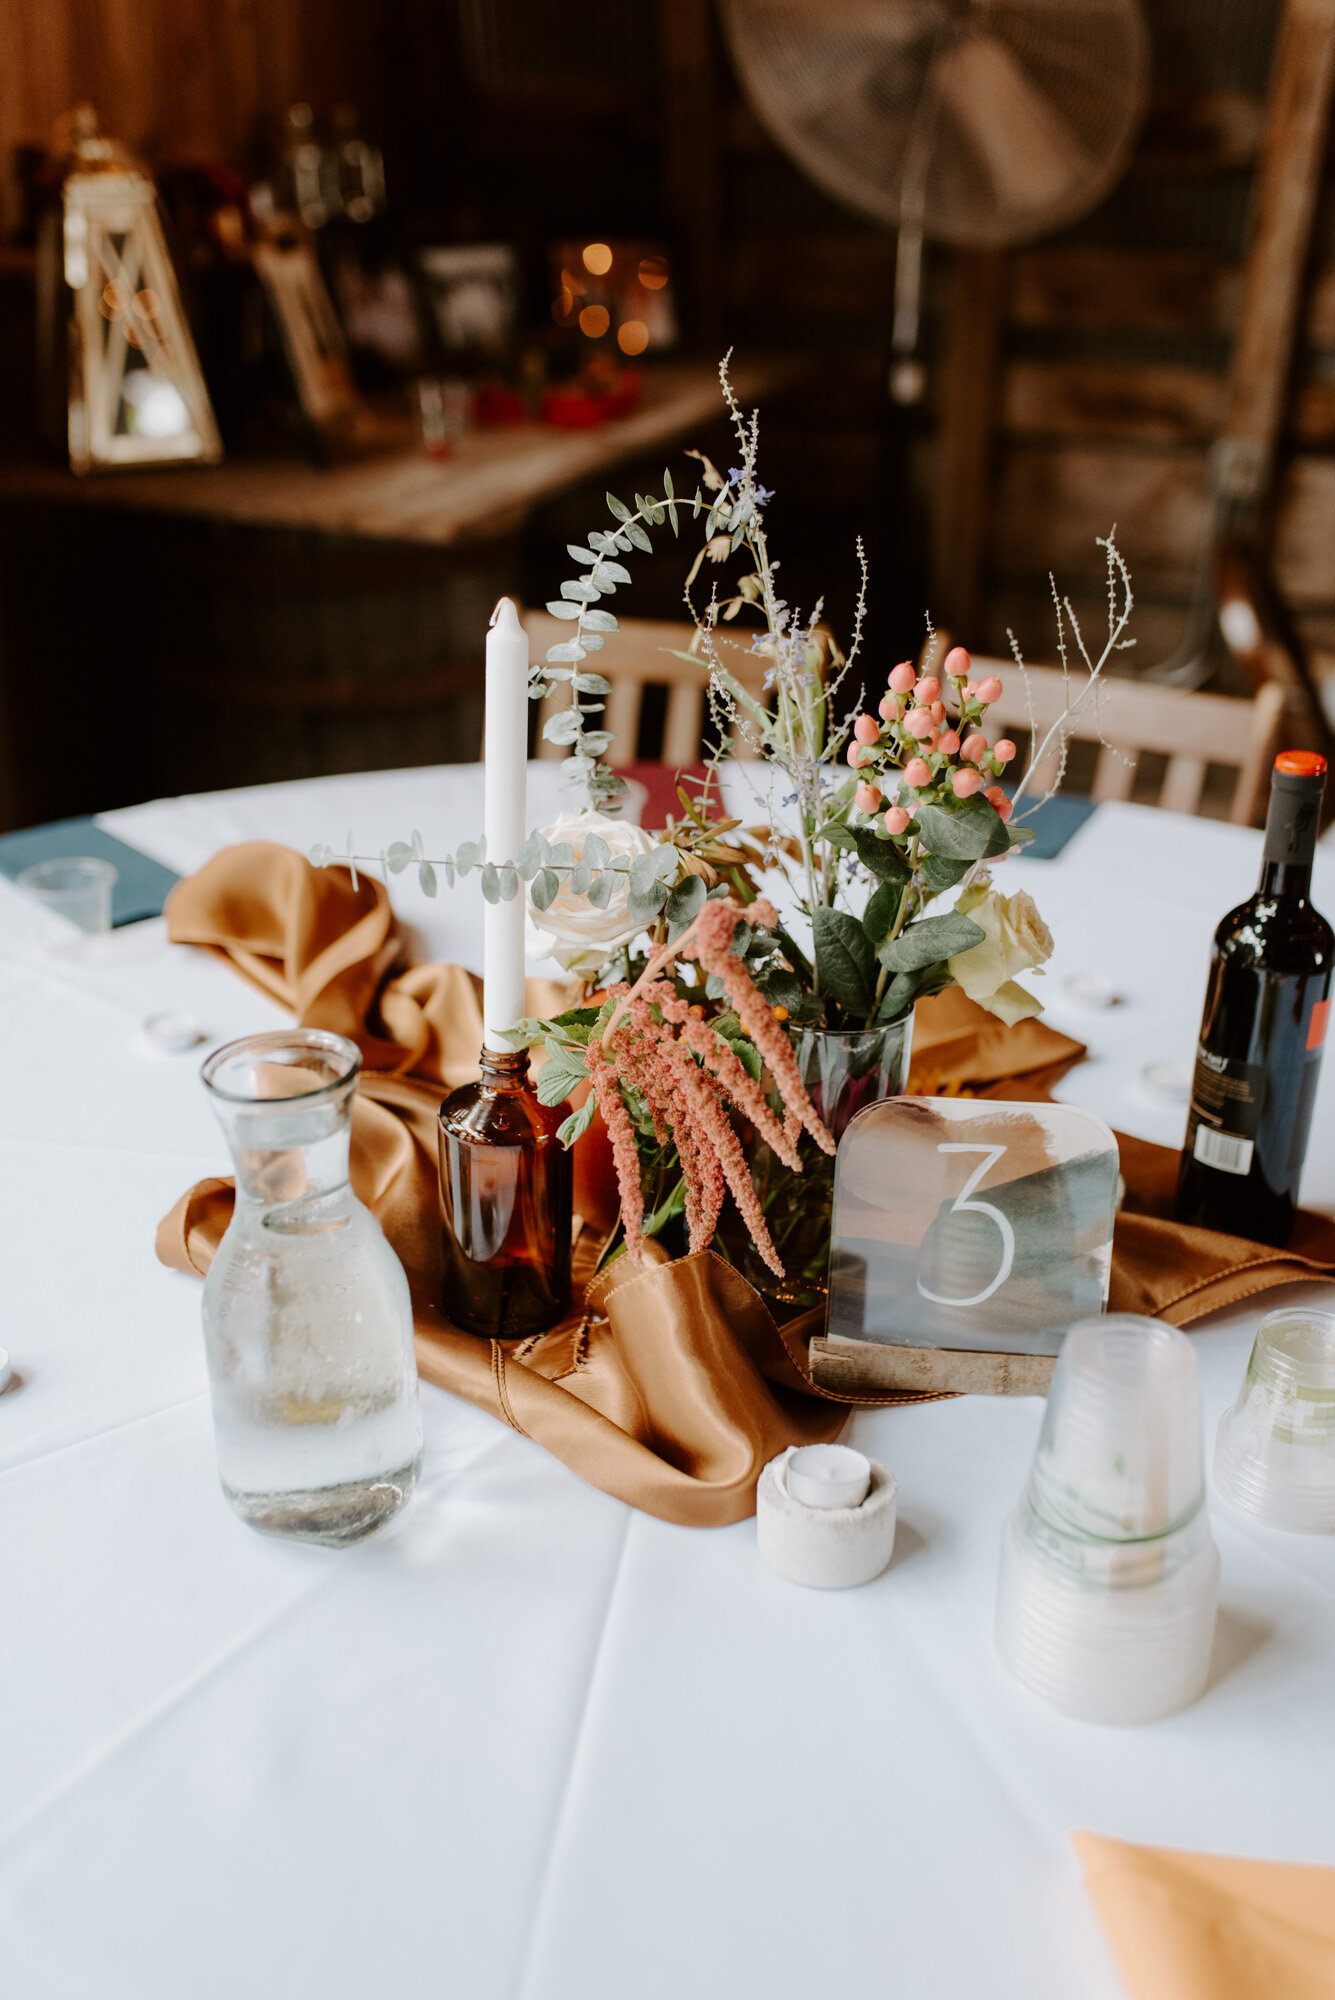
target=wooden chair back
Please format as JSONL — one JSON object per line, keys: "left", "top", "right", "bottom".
{"left": 522, "top": 612, "right": 773, "bottom": 765}
{"left": 969, "top": 660, "right": 1287, "bottom": 824}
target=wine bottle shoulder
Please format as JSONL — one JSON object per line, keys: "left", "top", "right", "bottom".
{"left": 1213, "top": 893, "right": 1333, "bottom": 973}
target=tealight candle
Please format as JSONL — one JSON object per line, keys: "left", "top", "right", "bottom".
{"left": 785, "top": 1443, "right": 871, "bottom": 1510}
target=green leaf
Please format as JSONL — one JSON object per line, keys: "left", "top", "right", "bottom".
{"left": 551, "top": 1004, "right": 604, "bottom": 1034}
{"left": 606, "top": 492, "right": 630, "bottom": 521}
{"left": 418, "top": 860, "right": 438, "bottom": 897}
{"left": 587, "top": 870, "right": 616, "bottom": 909}
{"left": 862, "top": 879, "right": 904, "bottom": 943}
{"left": 386, "top": 841, "right": 411, "bottom": 874}
{"left": 627, "top": 879, "right": 669, "bottom": 925}
{"left": 643, "top": 1177, "right": 687, "bottom": 1239}
{"left": 851, "top": 828, "right": 912, "bottom": 882}
{"left": 536, "top": 1059, "right": 586, "bottom": 1108}
{"left": 546, "top": 641, "right": 586, "bottom": 664}
{"left": 514, "top": 829, "right": 547, "bottom": 879}
{"left": 566, "top": 544, "right": 596, "bottom": 564}
{"left": 755, "top": 962, "right": 803, "bottom": 1012}
{"left": 914, "top": 797, "right": 1009, "bottom": 862}
{"left": 720, "top": 1031, "right": 763, "bottom": 1082}
{"left": 663, "top": 467, "right": 674, "bottom": 497}
{"left": 878, "top": 910, "right": 987, "bottom": 973}
{"left": 812, "top": 817, "right": 857, "bottom": 851}
{"left": 919, "top": 850, "right": 971, "bottom": 893}
{"left": 531, "top": 868, "right": 560, "bottom": 911}
{"left": 480, "top": 862, "right": 500, "bottom": 904}
{"left": 543, "top": 708, "right": 583, "bottom": 745}
{"left": 560, "top": 579, "right": 600, "bottom": 603}
{"left": 664, "top": 874, "right": 706, "bottom": 934}
{"left": 876, "top": 971, "right": 921, "bottom": 1023}
{"left": 812, "top": 906, "right": 875, "bottom": 1012}
{"left": 544, "top": 599, "right": 581, "bottom": 621}
{"left": 625, "top": 522, "right": 653, "bottom": 554}
{"left": 592, "top": 560, "right": 631, "bottom": 587}
{"left": 583, "top": 608, "right": 619, "bottom": 633}
{"left": 556, "top": 1094, "right": 597, "bottom": 1148}
{"left": 583, "top": 833, "right": 610, "bottom": 870}
{"left": 497, "top": 865, "right": 520, "bottom": 902}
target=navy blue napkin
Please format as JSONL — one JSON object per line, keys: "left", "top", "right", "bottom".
{"left": 1008, "top": 792, "right": 1098, "bottom": 860}
{"left": 0, "top": 817, "right": 180, "bottom": 926}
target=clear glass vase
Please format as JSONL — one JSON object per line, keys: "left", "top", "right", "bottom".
{"left": 201, "top": 1029, "right": 423, "bottom": 1545}
{"left": 732, "top": 1015, "right": 914, "bottom": 1313}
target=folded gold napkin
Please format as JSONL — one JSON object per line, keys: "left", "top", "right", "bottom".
{"left": 1073, "top": 1831, "right": 1335, "bottom": 1999}
{"left": 156, "top": 845, "right": 1335, "bottom": 1524}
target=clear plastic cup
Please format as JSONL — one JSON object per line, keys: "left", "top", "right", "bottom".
{"left": 16, "top": 856, "right": 116, "bottom": 951}
{"left": 1214, "top": 1307, "right": 1335, "bottom": 1532}
{"left": 995, "top": 1314, "right": 1219, "bottom": 1724}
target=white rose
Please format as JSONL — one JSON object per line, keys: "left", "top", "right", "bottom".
{"left": 946, "top": 881, "right": 1054, "bottom": 1027}
{"left": 524, "top": 809, "right": 659, "bottom": 977}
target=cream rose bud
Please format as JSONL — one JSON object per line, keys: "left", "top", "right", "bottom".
{"left": 523, "top": 808, "right": 659, "bottom": 977}
{"left": 946, "top": 881, "right": 1054, "bottom": 1027}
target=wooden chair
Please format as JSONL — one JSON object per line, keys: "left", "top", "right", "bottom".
{"left": 969, "top": 659, "right": 1287, "bottom": 824}
{"left": 522, "top": 611, "right": 773, "bottom": 764}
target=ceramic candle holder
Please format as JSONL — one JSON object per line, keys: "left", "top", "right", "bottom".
{"left": 757, "top": 1446, "right": 897, "bottom": 1588}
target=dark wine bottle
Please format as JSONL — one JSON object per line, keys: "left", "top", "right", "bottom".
{"left": 1175, "top": 751, "right": 1332, "bottom": 1246}
{"left": 438, "top": 1048, "right": 573, "bottom": 1339}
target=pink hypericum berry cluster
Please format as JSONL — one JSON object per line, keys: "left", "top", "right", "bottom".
{"left": 847, "top": 645, "right": 1017, "bottom": 835}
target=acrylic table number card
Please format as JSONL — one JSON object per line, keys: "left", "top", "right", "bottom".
{"left": 810, "top": 1098, "right": 1121, "bottom": 1397}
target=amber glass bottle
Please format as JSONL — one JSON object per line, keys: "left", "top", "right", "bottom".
{"left": 438, "top": 1049, "right": 572, "bottom": 1338}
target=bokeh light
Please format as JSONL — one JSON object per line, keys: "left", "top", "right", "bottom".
{"left": 582, "top": 242, "right": 613, "bottom": 276}
{"left": 579, "top": 303, "right": 610, "bottom": 338}
{"left": 617, "top": 319, "right": 649, "bottom": 356}
{"left": 638, "top": 256, "right": 669, "bottom": 290}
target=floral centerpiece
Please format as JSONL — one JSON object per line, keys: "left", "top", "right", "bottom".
{"left": 320, "top": 360, "right": 1133, "bottom": 1309}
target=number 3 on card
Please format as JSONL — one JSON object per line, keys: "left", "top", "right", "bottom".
{"left": 915, "top": 1144, "right": 1016, "bottom": 1308}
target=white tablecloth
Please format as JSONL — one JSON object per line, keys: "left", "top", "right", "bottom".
{"left": 2, "top": 768, "right": 1333, "bottom": 2000}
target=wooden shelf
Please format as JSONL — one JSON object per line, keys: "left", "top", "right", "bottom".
{"left": 0, "top": 357, "right": 806, "bottom": 547}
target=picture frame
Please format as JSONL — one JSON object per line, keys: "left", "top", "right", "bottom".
{"left": 252, "top": 237, "right": 366, "bottom": 445}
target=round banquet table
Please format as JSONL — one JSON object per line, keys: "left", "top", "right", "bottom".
{"left": 2, "top": 765, "right": 1334, "bottom": 2000}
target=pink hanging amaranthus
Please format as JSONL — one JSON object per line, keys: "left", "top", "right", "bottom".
{"left": 589, "top": 898, "right": 835, "bottom": 1274}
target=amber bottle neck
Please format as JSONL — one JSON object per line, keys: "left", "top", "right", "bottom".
{"left": 478, "top": 1047, "right": 531, "bottom": 1090}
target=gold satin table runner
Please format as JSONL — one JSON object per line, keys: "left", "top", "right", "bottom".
{"left": 156, "top": 844, "right": 1335, "bottom": 1525}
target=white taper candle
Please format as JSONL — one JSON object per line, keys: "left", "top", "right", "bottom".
{"left": 483, "top": 597, "right": 530, "bottom": 1051}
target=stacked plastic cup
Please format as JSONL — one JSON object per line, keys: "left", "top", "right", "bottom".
{"left": 995, "top": 1314, "right": 1219, "bottom": 1724}
{"left": 1214, "top": 1307, "right": 1335, "bottom": 1532}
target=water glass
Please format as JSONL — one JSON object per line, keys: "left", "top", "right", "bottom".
{"left": 995, "top": 1314, "right": 1219, "bottom": 1723}
{"left": 201, "top": 1029, "right": 422, "bottom": 1545}
{"left": 17, "top": 855, "right": 116, "bottom": 949}
{"left": 1214, "top": 1306, "right": 1335, "bottom": 1532}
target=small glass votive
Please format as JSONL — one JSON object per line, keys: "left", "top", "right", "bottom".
{"left": 416, "top": 376, "right": 472, "bottom": 459}
{"left": 995, "top": 1314, "right": 1219, "bottom": 1724}
{"left": 1214, "top": 1307, "right": 1335, "bottom": 1532}
{"left": 16, "top": 856, "right": 116, "bottom": 951}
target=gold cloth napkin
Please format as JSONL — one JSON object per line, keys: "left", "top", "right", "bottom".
{"left": 1073, "top": 1831, "right": 1335, "bottom": 1999}
{"left": 156, "top": 844, "right": 1335, "bottom": 1525}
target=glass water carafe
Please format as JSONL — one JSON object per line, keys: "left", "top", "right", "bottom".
{"left": 201, "top": 1029, "right": 422, "bottom": 1545}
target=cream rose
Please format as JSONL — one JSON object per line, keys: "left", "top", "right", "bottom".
{"left": 946, "top": 881, "right": 1054, "bottom": 1026}
{"left": 524, "top": 809, "right": 659, "bottom": 977}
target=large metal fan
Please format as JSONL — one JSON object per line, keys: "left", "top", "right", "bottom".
{"left": 721, "top": 0, "right": 1149, "bottom": 391}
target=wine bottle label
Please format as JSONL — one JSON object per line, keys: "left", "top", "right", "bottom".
{"left": 1185, "top": 1046, "right": 1264, "bottom": 1176}
{"left": 1192, "top": 1124, "right": 1253, "bottom": 1176}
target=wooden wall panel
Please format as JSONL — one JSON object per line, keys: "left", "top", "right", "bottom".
{"left": 0, "top": 0, "right": 385, "bottom": 234}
